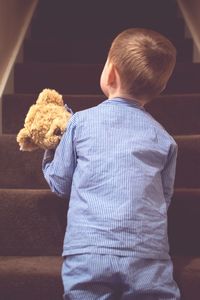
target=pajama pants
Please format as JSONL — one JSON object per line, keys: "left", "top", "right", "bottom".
{"left": 62, "top": 253, "right": 181, "bottom": 300}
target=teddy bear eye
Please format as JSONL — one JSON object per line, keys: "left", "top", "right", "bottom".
{"left": 25, "top": 137, "right": 33, "bottom": 144}
{"left": 53, "top": 128, "right": 61, "bottom": 136}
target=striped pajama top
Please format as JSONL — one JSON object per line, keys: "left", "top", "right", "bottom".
{"left": 42, "top": 97, "right": 177, "bottom": 259}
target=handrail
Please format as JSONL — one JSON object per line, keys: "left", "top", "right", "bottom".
{"left": 177, "top": 0, "right": 200, "bottom": 62}
{"left": 0, "top": 0, "right": 38, "bottom": 133}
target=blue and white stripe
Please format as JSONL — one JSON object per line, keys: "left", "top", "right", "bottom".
{"left": 43, "top": 97, "right": 177, "bottom": 260}
{"left": 62, "top": 253, "right": 180, "bottom": 299}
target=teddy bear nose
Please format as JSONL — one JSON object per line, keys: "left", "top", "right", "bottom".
{"left": 53, "top": 128, "right": 61, "bottom": 136}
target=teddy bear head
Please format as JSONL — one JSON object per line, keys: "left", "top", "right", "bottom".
{"left": 16, "top": 89, "right": 72, "bottom": 151}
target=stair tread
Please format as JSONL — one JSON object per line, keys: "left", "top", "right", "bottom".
{"left": 4, "top": 92, "right": 200, "bottom": 98}
{"left": 14, "top": 62, "right": 200, "bottom": 72}
{"left": 15, "top": 61, "right": 200, "bottom": 67}
{"left": 0, "top": 255, "right": 62, "bottom": 268}
{"left": 1, "top": 131, "right": 200, "bottom": 140}
{"left": 1, "top": 187, "right": 200, "bottom": 194}
{"left": 2, "top": 131, "right": 200, "bottom": 139}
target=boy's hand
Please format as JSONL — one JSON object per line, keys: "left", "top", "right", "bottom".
{"left": 42, "top": 149, "right": 55, "bottom": 169}
{"left": 64, "top": 104, "right": 73, "bottom": 115}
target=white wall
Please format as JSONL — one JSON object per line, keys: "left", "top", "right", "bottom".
{"left": 0, "top": 0, "right": 38, "bottom": 133}
{"left": 177, "top": 0, "right": 200, "bottom": 62}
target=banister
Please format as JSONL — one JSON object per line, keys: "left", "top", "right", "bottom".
{"left": 0, "top": 0, "right": 38, "bottom": 133}
{"left": 177, "top": 0, "right": 200, "bottom": 62}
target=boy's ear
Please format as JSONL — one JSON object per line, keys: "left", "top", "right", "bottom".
{"left": 107, "top": 62, "right": 121, "bottom": 89}
{"left": 107, "top": 62, "right": 117, "bottom": 86}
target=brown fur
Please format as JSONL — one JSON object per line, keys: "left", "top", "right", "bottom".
{"left": 16, "top": 89, "right": 72, "bottom": 151}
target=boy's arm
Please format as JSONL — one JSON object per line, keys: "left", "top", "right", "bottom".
{"left": 161, "top": 143, "right": 178, "bottom": 209}
{"left": 42, "top": 116, "right": 76, "bottom": 198}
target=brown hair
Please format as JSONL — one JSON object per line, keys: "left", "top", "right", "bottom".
{"left": 108, "top": 28, "right": 176, "bottom": 101}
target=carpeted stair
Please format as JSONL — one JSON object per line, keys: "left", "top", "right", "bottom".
{"left": 1, "top": 0, "right": 200, "bottom": 299}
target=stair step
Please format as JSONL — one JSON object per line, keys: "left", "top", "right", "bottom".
{"left": 1, "top": 134, "right": 200, "bottom": 189}
{"left": 34, "top": 0, "right": 179, "bottom": 21}
{"left": 3, "top": 93, "right": 200, "bottom": 135}
{"left": 0, "top": 255, "right": 199, "bottom": 300}
{"left": 31, "top": 19, "right": 185, "bottom": 41}
{"left": 31, "top": 0, "right": 184, "bottom": 40}
{"left": 24, "top": 38, "right": 193, "bottom": 63}
{"left": 14, "top": 63, "right": 103, "bottom": 94}
{"left": 0, "top": 135, "right": 47, "bottom": 189}
{"left": 0, "top": 256, "right": 63, "bottom": 300}
{"left": 167, "top": 63, "right": 200, "bottom": 94}
{"left": 14, "top": 63, "right": 200, "bottom": 95}
{"left": 1, "top": 256, "right": 198, "bottom": 300}
{"left": 0, "top": 189, "right": 66, "bottom": 256}
{"left": 0, "top": 187, "right": 199, "bottom": 257}
{"left": 145, "top": 94, "right": 200, "bottom": 135}
{"left": 174, "top": 135, "right": 200, "bottom": 188}
{"left": 172, "top": 255, "right": 200, "bottom": 300}
{"left": 2, "top": 94, "right": 105, "bottom": 134}
{"left": 24, "top": 39, "right": 110, "bottom": 64}
{"left": 169, "top": 189, "right": 200, "bottom": 256}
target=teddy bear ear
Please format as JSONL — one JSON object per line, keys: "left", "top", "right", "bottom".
{"left": 36, "top": 88, "right": 64, "bottom": 106}
{"left": 16, "top": 128, "right": 38, "bottom": 151}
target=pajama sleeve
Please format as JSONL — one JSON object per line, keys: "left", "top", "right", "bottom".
{"left": 42, "top": 116, "right": 77, "bottom": 199}
{"left": 161, "top": 143, "right": 178, "bottom": 209}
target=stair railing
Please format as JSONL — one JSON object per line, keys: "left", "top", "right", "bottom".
{"left": 177, "top": 0, "right": 200, "bottom": 62}
{"left": 0, "top": 0, "right": 38, "bottom": 133}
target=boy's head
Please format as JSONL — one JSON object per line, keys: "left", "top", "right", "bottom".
{"left": 101, "top": 28, "right": 176, "bottom": 102}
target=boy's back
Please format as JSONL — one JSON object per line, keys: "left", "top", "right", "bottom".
{"left": 43, "top": 28, "right": 180, "bottom": 299}
{"left": 59, "top": 97, "right": 177, "bottom": 259}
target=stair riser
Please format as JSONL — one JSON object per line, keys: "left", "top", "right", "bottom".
{"left": 14, "top": 64, "right": 103, "bottom": 94}
{"left": 169, "top": 189, "right": 200, "bottom": 256}
{"left": 174, "top": 136, "right": 200, "bottom": 188}
{"left": 145, "top": 95, "right": 200, "bottom": 135}
{"left": 0, "top": 256, "right": 63, "bottom": 300}
{"left": 31, "top": 1, "right": 184, "bottom": 40}
{"left": 3, "top": 94, "right": 200, "bottom": 135}
{"left": 24, "top": 39, "right": 193, "bottom": 64}
{"left": 0, "top": 135, "right": 47, "bottom": 189}
{"left": 14, "top": 63, "right": 200, "bottom": 94}
{"left": 0, "top": 188, "right": 199, "bottom": 256}
{"left": 0, "top": 189, "right": 67, "bottom": 256}
{"left": 31, "top": 26, "right": 185, "bottom": 41}
{"left": 1, "top": 135, "right": 200, "bottom": 189}
{"left": 2, "top": 94, "right": 105, "bottom": 134}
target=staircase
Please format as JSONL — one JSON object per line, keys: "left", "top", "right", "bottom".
{"left": 1, "top": 0, "right": 200, "bottom": 299}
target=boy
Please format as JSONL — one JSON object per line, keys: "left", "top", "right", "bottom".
{"left": 43, "top": 28, "right": 180, "bottom": 299}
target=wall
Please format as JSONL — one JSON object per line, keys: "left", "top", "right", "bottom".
{"left": 0, "top": 0, "right": 38, "bottom": 132}
{"left": 177, "top": 0, "right": 200, "bottom": 62}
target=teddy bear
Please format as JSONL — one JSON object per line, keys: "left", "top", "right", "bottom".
{"left": 16, "top": 88, "right": 72, "bottom": 151}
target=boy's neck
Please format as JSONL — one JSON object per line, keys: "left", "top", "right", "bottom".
{"left": 108, "top": 91, "right": 146, "bottom": 107}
